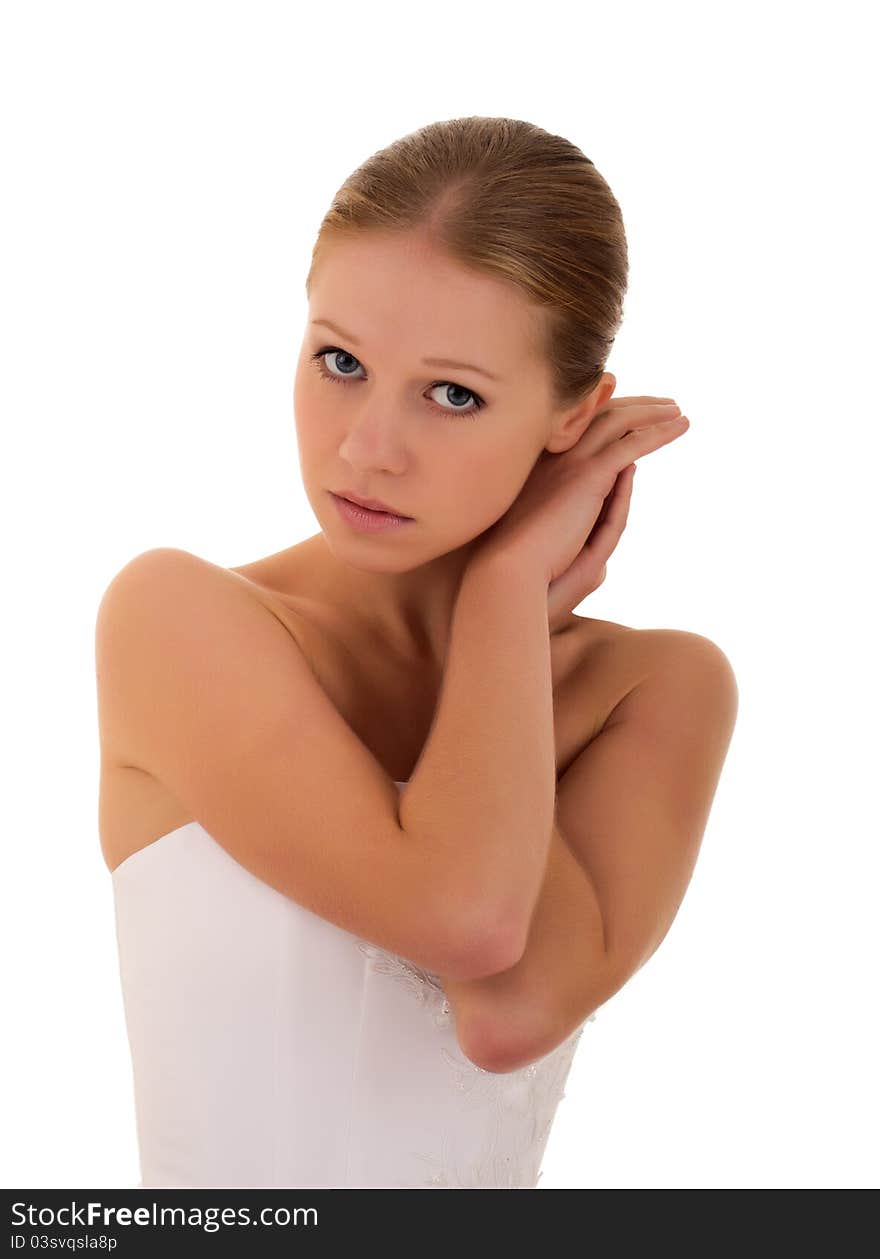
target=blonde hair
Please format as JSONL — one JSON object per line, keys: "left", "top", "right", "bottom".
{"left": 306, "top": 115, "right": 628, "bottom": 409}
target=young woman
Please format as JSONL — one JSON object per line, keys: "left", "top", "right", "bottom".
{"left": 97, "top": 116, "right": 738, "bottom": 1189}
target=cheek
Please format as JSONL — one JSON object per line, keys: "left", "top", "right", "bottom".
{"left": 294, "top": 376, "right": 336, "bottom": 446}
{"left": 464, "top": 439, "right": 533, "bottom": 490}
{"left": 294, "top": 359, "right": 328, "bottom": 410}
{"left": 292, "top": 372, "right": 309, "bottom": 432}
{"left": 440, "top": 448, "right": 523, "bottom": 519}
{"left": 463, "top": 452, "right": 507, "bottom": 489}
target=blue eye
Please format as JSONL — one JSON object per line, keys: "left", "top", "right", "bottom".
{"left": 310, "top": 346, "right": 487, "bottom": 419}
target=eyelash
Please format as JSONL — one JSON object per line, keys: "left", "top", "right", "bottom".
{"left": 310, "top": 346, "right": 487, "bottom": 419}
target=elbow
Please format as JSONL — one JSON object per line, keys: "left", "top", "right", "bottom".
{"left": 456, "top": 996, "right": 546, "bottom": 1076}
{"left": 444, "top": 911, "right": 526, "bottom": 984}
{"left": 424, "top": 871, "right": 528, "bottom": 982}
{"left": 460, "top": 1029, "right": 538, "bottom": 1076}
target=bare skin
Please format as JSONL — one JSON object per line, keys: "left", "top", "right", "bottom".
{"left": 98, "top": 536, "right": 646, "bottom": 874}
{"left": 101, "top": 228, "right": 654, "bottom": 871}
{"left": 94, "top": 215, "right": 739, "bottom": 1084}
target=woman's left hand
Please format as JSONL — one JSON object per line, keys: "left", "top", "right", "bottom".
{"left": 546, "top": 395, "right": 680, "bottom": 634}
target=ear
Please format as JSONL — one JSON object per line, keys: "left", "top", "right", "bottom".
{"left": 545, "top": 372, "right": 617, "bottom": 454}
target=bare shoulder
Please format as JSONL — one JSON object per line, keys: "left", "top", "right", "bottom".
{"left": 591, "top": 621, "right": 739, "bottom": 756}
{"left": 556, "top": 614, "right": 737, "bottom": 762}
{"left": 570, "top": 612, "right": 736, "bottom": 684}
{"left": 97, "top": 548, "right": 283, "bottom": 755}
{"left": 101, "top": 545, "right": 255, "bottom": 600}
{"left": 100, "top": 545, "right": 322, "bottom": 655}
{"left": 621, "top": 623, "right": 738, "bottom": 699}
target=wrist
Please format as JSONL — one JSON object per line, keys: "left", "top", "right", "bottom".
{"left": 467, "top": 542, "right": 549, "bottom": 594}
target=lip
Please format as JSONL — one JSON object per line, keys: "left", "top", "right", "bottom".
{"left": 330, "top": 492, "right": 416, "bottom": 533}
{"left": 335, "top": 489, "right": 412, "bottom": 517}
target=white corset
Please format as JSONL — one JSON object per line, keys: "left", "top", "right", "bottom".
{"left": 111, "top": 782, "right": 594, "bottom": 1188}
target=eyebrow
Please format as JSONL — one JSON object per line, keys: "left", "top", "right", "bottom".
{"left": 310, "top": 318, "right": 501, "bottom": 383}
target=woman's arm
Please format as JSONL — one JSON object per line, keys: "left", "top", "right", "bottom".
{"left": 441, "top": 631, "right": 739, "bottom": 1074}
{"left": 399, "top": 549, "right": 558, "bottom": 970}
{"left": 444, "top": 818, "right": 610, "bottom": 1072}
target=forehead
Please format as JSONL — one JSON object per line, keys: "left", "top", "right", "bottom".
{"left": 309, "top": 233, "right": 546, "bottom": 372}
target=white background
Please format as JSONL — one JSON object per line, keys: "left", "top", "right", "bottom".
{"left": 1, "top": 0, "right": 877, "bottom": 1189}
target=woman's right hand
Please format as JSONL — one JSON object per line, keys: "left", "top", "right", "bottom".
{"left": 478, "top": 397, "right": 690, "bottom": 586}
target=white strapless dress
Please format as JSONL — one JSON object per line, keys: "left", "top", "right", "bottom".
{"left": 110, "top": 781, "right": 594, "bottom": 1188}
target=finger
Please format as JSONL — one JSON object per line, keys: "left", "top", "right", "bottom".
{"left": 550, "top": 467, "right": 632, "bottom": 614}
{"left": 597, "top": 414, "right": 688, "bottom": 480}
{"left": 587, "top": 401, "right": 681, "bottom": 446}
{"left": 590, "top": 464, "right": 635, "bottom": 555}
{"left": 585, "top": 462, "right": 631, "bottom": 548}
{"left": 608, "top": 396, "right": 676, "bottom": 407}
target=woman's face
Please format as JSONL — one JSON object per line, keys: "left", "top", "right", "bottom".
{"left": 293, "top": 230, "right": 562, "bottom": 570}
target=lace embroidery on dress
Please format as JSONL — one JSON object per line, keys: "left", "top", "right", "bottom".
{"left": 354, "top": 937, "right": 596, "bottom": 1188}
{"left": 354, "top": 939, "right": 452, "bottom": 1027}
{"left": 413, "top": 1021, "right": 589, "bottom": 1188}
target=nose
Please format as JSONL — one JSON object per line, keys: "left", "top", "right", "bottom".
{"left": 338, "top": 406, "right": 408, "bottom": 475}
